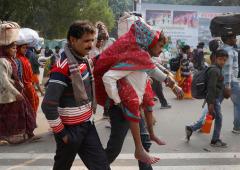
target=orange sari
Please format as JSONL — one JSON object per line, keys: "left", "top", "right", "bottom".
{"left": 17, "top": 53, "right": 39, "bottom": 117}
{"left": 175, "top": 68, "right": 192, "bottom": 99}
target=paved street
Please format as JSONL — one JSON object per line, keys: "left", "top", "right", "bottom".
{"left": 0, "top": 88, "right": 240, "bottom": 170}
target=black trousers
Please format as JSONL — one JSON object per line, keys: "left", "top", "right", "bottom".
{"left": 53, "top": 121, "right": 110, "bottom": 170}
{"left": 105, "top": 105, "right": 153, "bottom": 170}
{"left": 151, "top": 78, "right": 168, "bottom": 106}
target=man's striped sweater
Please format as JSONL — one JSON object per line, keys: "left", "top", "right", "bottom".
{"left": 41, "top": 51, "right": 93, "bottom": 138}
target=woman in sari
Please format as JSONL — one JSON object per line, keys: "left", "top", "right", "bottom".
{"left": 175, "top": 45, "right": 193, "bottom": 99}
{"left": 0, "top": 22, "right": 36, "bottom": 145}
{"left": 17, "top": 44, "right": 39, "bottom": 118}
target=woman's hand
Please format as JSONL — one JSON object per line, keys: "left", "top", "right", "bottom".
{"left": 16, "top": 94, "right": 24, "bottom": 101}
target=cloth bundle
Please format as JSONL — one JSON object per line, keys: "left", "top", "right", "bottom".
{"left": 0, "top": 21, "right": 20, "bottom": 46}
{"left": 16, "top": 28, "right": 43, "bottom": 50}
{"left": 118, "top": 13, "right": 140, "bottom": 37}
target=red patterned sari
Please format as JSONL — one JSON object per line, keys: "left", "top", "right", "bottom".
{"left": 94, "top": 19, "right": 160, "bottom": 122}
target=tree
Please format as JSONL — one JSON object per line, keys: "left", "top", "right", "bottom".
{"left": 108, "top": 0, "right": 133, "bottom": 38}
{"left": 80, "top": 0, "right": 115, "bottom": 32}
{"left": 141, "top": 0, "right": 240, "bottom": 5}
{"left": 0, "top": 0, "right": 115, "bottom": 39}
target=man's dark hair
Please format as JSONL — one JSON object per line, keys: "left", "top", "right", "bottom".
{"left": 221, "top": 36, "right": 228, "bottom": 43}
{"left": 221, "top": 34, "right": 236, "bottom": 43}
{"left": 197, "top": 42, "right": 204, "bottom": 49}
{"left": 67, "top": 20, "right": 95, "bottom": 41}
{"left": 209, "top": 39, "right": 219, "bottom": 53}
{"left": 55, "top": 46, "right": 60, "bottom": 50}
{"left": 215, "top": 49, "right": 228, "bottom": 58}
{"left": 182, "top": 45, "right": 190, "bottom": 53}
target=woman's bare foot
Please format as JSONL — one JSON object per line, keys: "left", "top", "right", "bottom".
{"left": 150, "top": 134, "right": 166, "bottom": 145}
{"left": 135, "top": 149, "right": 160, "bottom": 164}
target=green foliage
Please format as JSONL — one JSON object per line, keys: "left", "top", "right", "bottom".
{"left": 108, "top": 0, "right": 133, "bottom": 38}
{"left": 141, "top": 0, "right": 240, "bottom": 6}
{"left": 0, "top": 0, "right": 115, "bottom": 39}
{"left": 80, "top": 0, "right": 115, "bottom": 31}
{"left": 43, "top": 58, "right": 51, "bottom": 77}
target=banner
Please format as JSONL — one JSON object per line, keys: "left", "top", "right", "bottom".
{"left": 141, "top": 3, "right": 240, "bottom": 47}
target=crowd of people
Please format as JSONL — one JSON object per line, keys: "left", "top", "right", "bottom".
{"left": 0, "top": 12, "right": 239, "bottom": 170}
{"left": 169, "top": 35, "right": 240, "bottom": 147}
{"left": 0, "top": 22, "right": 41, "bottom": 145}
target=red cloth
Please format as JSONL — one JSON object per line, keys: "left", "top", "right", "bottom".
{"left": 17, "top": 52, "right": 39, "bottom": 115}
{"left": 94, "top": 20, "right": 159, "bottom": 122}
{"left": 32, "top": 74, "right": 39, "bottom": 84}
{"left": 118, "top": 79, "right": 155, "bottom": 122}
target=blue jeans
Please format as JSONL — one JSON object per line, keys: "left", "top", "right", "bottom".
{"left": 190, "top": 105, "right": 208, "bottom": 131}
{"left": 231, "top": 82, "right": 240, "bottom": 130}
{"left": 190, "top": 97, "right": 223, "bottom": 141}
{"left": 212, "top": 98, "right": 223, "bottom": 141}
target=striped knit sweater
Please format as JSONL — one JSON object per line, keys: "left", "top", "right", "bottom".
{"left": 41, "top": 51, "right": 93, "bottom": 138}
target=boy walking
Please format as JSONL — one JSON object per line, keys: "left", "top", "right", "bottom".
{"left": 207, "top": 49, "right": 228, "bottom": 147}
{"left": 186, "top": 49, "right": 228, "bottom": 147}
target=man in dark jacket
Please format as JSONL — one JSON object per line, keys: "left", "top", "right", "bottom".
{"left": 192, "top": 42, "right": 205, "bottom": 70}
{"left": 41, "top": 21, "right": 110, "bottom": 170}
{"left": 26, "top": 47, "right": 44, "bottom": 96}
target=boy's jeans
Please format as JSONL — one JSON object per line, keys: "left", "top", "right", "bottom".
{"left": 190, "top": 105, "right": 208, "bottom": 131}
{"left": 231, "top": 82, "right": 240, "bottom": 130}
{"left": 212, "top": 97, "right": 223, "bottom": 141}
{"left": 190, "top": 97, "right": 223, "bottom": 141}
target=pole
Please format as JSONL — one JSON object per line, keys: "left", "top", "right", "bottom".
{"left": 133, "top": 0, "right": 137, "bottom": 11}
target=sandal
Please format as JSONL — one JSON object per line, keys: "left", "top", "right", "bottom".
{"left": 0, "top": 140, "right": 9, "bottom": 146}
{"left": 4, "top": 134, "right": 26, "bottom": 145}
{"left": 25, "top": 135, "right": 42, "bottom": 143}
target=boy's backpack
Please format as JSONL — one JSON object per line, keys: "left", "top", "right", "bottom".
{"left": 169, "top": 56, "right": 180, "bottom": 72}
{"left": 191, "top": 66, "right": 213, "bottom": 99}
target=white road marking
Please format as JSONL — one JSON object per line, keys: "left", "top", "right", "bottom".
{"left": 0, "top": 152, "right": 240, "bottom": 160}
{"left": 4, "top": 154, "right": 45, "bottom": 170}
{"left": 1, "top": 165, "right": 240, "bottom": 170}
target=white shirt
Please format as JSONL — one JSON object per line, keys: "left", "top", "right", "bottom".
{"left": 102, "top": 68, "right": 167, "bottom": 104}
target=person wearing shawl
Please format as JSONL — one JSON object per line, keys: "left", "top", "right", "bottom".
{"left": 175, "top": 45, "right": 193, "bottom": 99}
{"left": 93, "top": 19, "right": 183, "bottom": 165}
{"left": 0, "top": 21, "right": 36, "bottom": 145}
{"left": 89, "top": 21, "right": 115, "bottom": 121}
{"left": 41, "top": 21, "right": 110, "bottom": 170}
{"left": 16, "top": 43, "right": 39, "bottom": 118}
